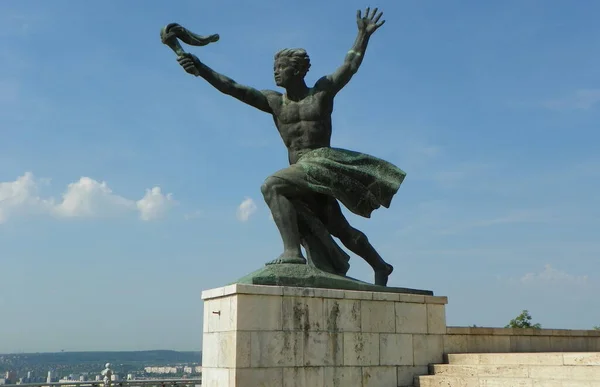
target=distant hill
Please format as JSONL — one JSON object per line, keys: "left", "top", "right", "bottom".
{"left": 0, "top": 350, "right": 202, "bottom": 368}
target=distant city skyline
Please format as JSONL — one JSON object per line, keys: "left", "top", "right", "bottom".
{"left": 0, "top": 0, "right": 599, "bottom": 353}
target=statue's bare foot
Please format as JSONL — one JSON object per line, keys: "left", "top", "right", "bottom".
{"left": 266, "top": 252, "right": 307, "bottom": 265}
{"left": 374, "top": 263, "right": 394, "bottom": 286}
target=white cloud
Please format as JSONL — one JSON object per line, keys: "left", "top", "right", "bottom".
{"left": 0, "top": 173, "right": 174, "bottom": 223}
{"left": 542, "top": 89, "right": 600, "bottom": 111}
{"left": 519, "top": 264, "right": 589, "bottom": 286}
{"left": 236, "top": 197, "right": 257, "bottom": 222}
{"left": 0, "top": 172, "right": 52, "bottom": 223}
{"left": 54, "top": 177, "right": 136, "bottom": 218}
{"left": 136, "top": 187, "right": 174, "bottom": 221}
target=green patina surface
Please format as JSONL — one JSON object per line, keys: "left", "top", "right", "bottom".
{"left": 233, "top": 263, "right": 433, "bottom": 295}
{"left": 293, "top": 147, "right": 407, "bottom": 219}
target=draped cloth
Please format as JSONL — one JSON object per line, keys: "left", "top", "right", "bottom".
{"left": 274, "top": 147, "right": 406, "bottom": 276}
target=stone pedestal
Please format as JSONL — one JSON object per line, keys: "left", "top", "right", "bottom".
{"left": 201, "top": 284, "right": 448, "bottom": 387}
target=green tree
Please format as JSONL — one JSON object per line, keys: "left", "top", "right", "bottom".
{"left": 594, "top": 326, "right": 600, "bottom": 330}
{"left": 505, "top": 310, "right": 542, "bottom": 329}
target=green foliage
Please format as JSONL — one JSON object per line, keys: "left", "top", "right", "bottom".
{"left": 505, "top": 310, "right": 542, "bottom": 329}
{"left": 594, "top": 326, "right": 600, "bottom": 330}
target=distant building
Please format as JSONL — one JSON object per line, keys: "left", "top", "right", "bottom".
{"left": 127, "top": 374, "right": 133, "bottom": 381}
{"left": 144, "top": 366, "right": 180, "bottom": 374}
{"left": 47, "top": 370, "right": 55, "bottom": 383}
{"left": 5, "top": 371, "right": 16, "bottom": 384}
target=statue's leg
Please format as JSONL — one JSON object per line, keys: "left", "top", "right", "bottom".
{"left": 324, "top": 198, "right": 394, "bottom": 286}
{"left": 260, "top": 165, "right": 315, "bottom": 265}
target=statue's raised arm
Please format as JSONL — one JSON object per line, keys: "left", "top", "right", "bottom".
{"left": 161, "top": 23, "right": 274, "bottom": 114}
{"left": 315, "top": 8, "right": 385, "bottom": 95}
{"left": 178, "top": 54, "right": 274, "bottom": 113}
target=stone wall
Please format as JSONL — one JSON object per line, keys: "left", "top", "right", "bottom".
{"left": 444, "top": 326, "right": 600, "bottom": 354}
{"left": 201, "top": 284, "right": 448, "bottom": 387}
{"left": 200, "top": 284, "right": 600, "bottom": 386}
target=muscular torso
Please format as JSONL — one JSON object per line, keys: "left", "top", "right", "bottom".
{"left": 267, "top": 88, "right": 334, "bottom": 165}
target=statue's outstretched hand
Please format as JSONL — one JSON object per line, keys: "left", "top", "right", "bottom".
{"left": 357, "top": 7, "right": 385, "bottom": 35}
{"left": 177, "top": 53, "right": 201, "bottom": 75}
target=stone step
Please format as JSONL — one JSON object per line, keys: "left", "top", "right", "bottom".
{"left": 432, "top": 364, "right": 600, "bottom": 380}
{"left": 447, "top": 352, "right": 600, "bottom": 366}
{"left": 416, "top": 375, "right": 600, "bottom": 387}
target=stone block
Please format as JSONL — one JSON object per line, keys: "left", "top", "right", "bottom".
{"left": 217, "top": 331, "right": 237, "bottom": 368}
{"left": 529, "top": 336, "right": 552, "bottom": 352}
{"left": 476, "top": 353, "right": 564, "bottom": 365}
{"left": 379, "top": 334, "right": 413, "bottom": 366}
{"left": 343, "top": 332, "right": 380, "bottom": 366}
{"left": 549, "top": 336, "right": 571, "bottom": 351}
{"left": 250, "top": 331, "right": 304, "bottom": 367}
{"left": 510, "top": 336, "right": 532, "bottom": 352}
{"left": 563, "top": 352, "right": 600, "bottom": 366}
{"left": 302, "top": 332, "right": 343, "bottom": 366}
{"left": 313, "top": 288, "right": 345, "bottom": 299}
{"left": 234, "top": 368, "right": 283, "bottom": 387}
{"left": 200, "top": 367, "right": 230, "bottom": 387}
{"left": 323, "top": 298, "right": 361, "bottom": 332}
{"left": 201, "top": 287, "right": 225, "bottom": 300}
{"left": 467, "top": 335, "right": 510, "bottom": 353}
{"left": 282, "top": 296, "right": 325, "bottom": 331}
{"left": 234, "top": 283, "right": 284, "bottom": 296}
{"left": 283, "top": 287, "right": 316, "bottom": 297}
{"left": 426, "top": 304, "right": 446, "bottom": 334}
{"left": 323, "top": 367, "right": 362, "bottom": 387}
{"left": 395, "top": 302, "right": 427, "bottom": 334}
{"left": 237, "top": 294, "right": 282, "bottom": 331}
{"left": 324, "top": 367, "right": 362, "bottom": 387}
{"left": 446, "top": 327, "right": 471, "bottom": 335}
{"left": 424, "top": 295, "right": 448, "bottom": 304}
{"left": 202, "top": 333, "right": 218, "bottom": 367}
{"left": 417, "top": 375, "right": 479, "bottom": 387}
{"left": 447, "top": 354, "right": 480, "bottom": 365}
{"left": 399, "top": 294, "right": 425, "bottom": 304}
{"left": 282, "top": 367, "right": 324, "bottom": 387}
{"left": 361, "top": 366, "right": 397, "bottom": 387}
{"left": 361, "top": 300, "right": 395, "bottom": 333}
{"left": 344, "top": 290, "right": 374, "bottom": 300}
{"left": 373, "top": 292, "right": 401, "bottom": 301}
{"left": 443, "top": 334, "right": 469, "bottom": 354}
{"left": 413, "top": 334, "right": 444, "bottom": 366}
{"left": 204, "top": 296, "right": 236, "bottom": 332}
{"left": 397, "top": 365, "right": 428, "bottom": 386}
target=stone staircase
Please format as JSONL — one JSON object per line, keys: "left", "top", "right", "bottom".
{"left": 416, "top": 352, "right": 600, "bottom": 387}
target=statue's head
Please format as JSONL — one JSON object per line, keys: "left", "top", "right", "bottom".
{"left": 274, "top": 48, "right": 311, "bottom": 87}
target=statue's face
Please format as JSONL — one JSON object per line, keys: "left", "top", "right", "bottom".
{"left": 274, "top": 58, "right": 298, "bottom": 87}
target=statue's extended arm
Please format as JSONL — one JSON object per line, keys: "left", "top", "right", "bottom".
{"left": 179, "top": 55, "right": 273, "bottom": 114}
{"left": 316, "top": 8, "right": 386, "bottom": 95}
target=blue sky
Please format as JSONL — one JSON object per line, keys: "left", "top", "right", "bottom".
{"left": 1, "top": 0, "right": 599, "bottom": 353}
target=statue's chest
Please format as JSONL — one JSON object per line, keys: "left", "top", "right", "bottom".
{"left": 277, "top": 95, "right": 324, "bottom": 124}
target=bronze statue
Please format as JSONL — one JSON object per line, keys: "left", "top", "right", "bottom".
{"left": 165, "top": 8, "right": 405, "bottom": 286}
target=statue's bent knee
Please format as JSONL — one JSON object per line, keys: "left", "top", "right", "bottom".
{"left": 261, "top": 176, "right": 284, "bottom": 200}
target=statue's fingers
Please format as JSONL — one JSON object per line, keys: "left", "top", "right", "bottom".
{"left": 357, "top": 9, "right": 362, "bottom": 20}
{"left": 365, "top": 7, "right": 370, "bottom": 19}
{"left": 375, "top": 20, "right": 385, "bottom": 29}
{"left": 371, "top": 8, "right": 379, "bottom": 19}
{"left": 373, "top": 11, "right": 383, "bottom": 23}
